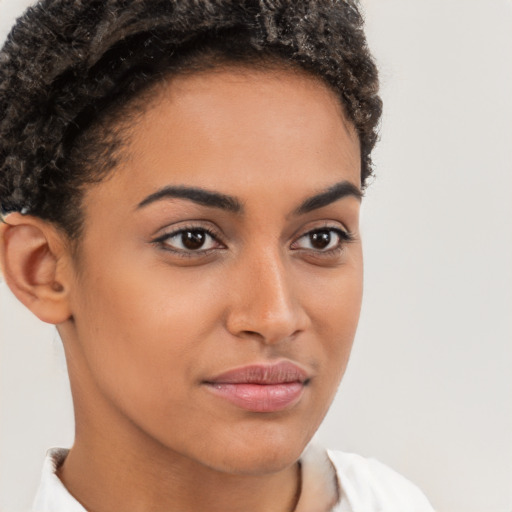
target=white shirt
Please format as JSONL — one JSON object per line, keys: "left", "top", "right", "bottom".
{"left": 32, "top": 444, "right": 434, "bottom": 512}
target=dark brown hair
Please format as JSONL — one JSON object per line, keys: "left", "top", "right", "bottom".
{"left": 0, "top": 0, "right": 381, "bottom": 238}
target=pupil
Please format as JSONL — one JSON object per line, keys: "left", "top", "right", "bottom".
{"left": 182, "top": 230, "right": 206, "bottom": 250}
{"left": 310, "top": 230, "right": 331, "bottom": 250}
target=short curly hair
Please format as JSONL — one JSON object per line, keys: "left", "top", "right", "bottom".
{"left": 0, "top": 0, "right": 381, "bottom": 238}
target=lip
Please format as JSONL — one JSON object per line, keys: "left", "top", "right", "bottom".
{"left": 203, "top": 361, "right": 310, "bottom": 413}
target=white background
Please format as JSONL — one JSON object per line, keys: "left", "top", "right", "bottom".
{"left": 1, "top": 1, "right": 511, "bottom": 511}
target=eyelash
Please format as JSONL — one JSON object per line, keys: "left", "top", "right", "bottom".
{"left": 291, "top": 227, "right": 355, "bottom": 257}
{"left": 152, "top": 225, "right": 354, "bottom": 258}
{"left": 152, "top": 225, "right": 224, "bottom": 258}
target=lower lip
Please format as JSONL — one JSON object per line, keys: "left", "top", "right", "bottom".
{"left": 204, "top": 382, "right": 305, "bottom": 412}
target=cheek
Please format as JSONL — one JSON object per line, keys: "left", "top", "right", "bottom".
{"left": 303, "top": 245, "right": 363, "bottom": 333}
{"left": 302, "top": 251, "right": 363, "bottom": 385}
{"left": 70, "top": 252, "right": 225, "bottom": 416}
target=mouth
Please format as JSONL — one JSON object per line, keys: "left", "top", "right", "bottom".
{"left": 203, "top": 361, "right": 310, "bottom": 413}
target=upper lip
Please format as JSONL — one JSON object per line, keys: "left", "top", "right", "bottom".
{"left": 204, "top": 361, "right": 309, "bottom": 385}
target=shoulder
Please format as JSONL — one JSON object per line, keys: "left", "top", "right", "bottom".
{"left": 327, "top": 450, "right": 435, "bottom": 512}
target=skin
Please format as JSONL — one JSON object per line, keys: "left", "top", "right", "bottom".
{"left": 0, "top": 67, "right": 363, "bottom": 512}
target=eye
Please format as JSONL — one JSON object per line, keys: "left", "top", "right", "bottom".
{"left": 292, "top": 228, "right": 352, "bottom": 252}
{"left": 154, "top": 228, "right": 223, "bottom": 253}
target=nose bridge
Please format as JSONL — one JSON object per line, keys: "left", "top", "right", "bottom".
{"left": 254, "top": 249, "right": 293, "bottom": 319}
{"left": 227, "top": 245, "right": 305, "bottom": 343}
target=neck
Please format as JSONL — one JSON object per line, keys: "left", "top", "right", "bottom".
{"left": 59, "top": 435, "right": 301, "bottom": 512}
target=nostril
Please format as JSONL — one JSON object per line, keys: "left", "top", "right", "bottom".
{"left": 237, "top": 327, "right": 302, "bottom": 345}
{"left": 240, "top": 330, "right": 263, "bottom": 339}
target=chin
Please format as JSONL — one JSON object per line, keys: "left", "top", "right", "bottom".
{"left": 198, "top": 423, "right": 314, "bottom": 476}
{"left": 211, "top": 447, "right": 304, "bottom": 476}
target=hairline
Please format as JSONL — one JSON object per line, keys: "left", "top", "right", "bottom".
{"left": 65, "top": 58, "right": 358, "bottom": 256}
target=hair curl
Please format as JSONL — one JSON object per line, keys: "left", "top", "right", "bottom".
{"left": 0, "top": 0, "right": 381, "bottom": 238}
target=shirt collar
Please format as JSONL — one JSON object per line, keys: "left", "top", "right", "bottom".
{"left": 32, "top": 448, "right": 87, "bottom": 512}
{"left": 295, "top": 442, "right": 340, "bottom": 512}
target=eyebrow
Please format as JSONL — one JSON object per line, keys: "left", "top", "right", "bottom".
{"left": 137, "top": 185, "right": 243, "bottom": 213}
{"left": 294, "top": 180, "right": 362, "bottom": 215}
{"left": 136, "top": 180, "right": 361, "bottom": 215}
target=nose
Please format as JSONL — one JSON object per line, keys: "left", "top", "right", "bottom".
{"left": 225, "top": 250, "right": 309, "bottom": 344}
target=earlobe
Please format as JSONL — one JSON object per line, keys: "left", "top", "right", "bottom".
{"left": 0, "top": 213, "right": 72, "bottom": 325}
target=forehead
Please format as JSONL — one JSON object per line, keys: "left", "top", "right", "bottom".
{"left": 84, "top": 67, "right": 361, "bottom": 213}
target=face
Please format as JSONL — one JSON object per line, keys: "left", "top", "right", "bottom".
{"left": 63, "top": 67, "right": 363, "bottom": 475}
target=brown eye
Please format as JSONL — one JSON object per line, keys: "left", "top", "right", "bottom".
{"left": 292, "top": 228, "right": 351, "bottom": 252}
{"left": 156, "top": 228, "right": 222, "bottom": 253}
{"left": 309, "top": 230, "right": 332, "bottom": 250}
{"left": 181, "top": 230, "right": 207, "bottom": 250}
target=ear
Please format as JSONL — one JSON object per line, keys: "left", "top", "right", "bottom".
{"left": 0, "top": 213, "right": 73, "bottom": 324}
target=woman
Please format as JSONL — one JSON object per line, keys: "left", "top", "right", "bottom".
{"left": 0, "top": 1, "right": 434, "bottom": 511}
